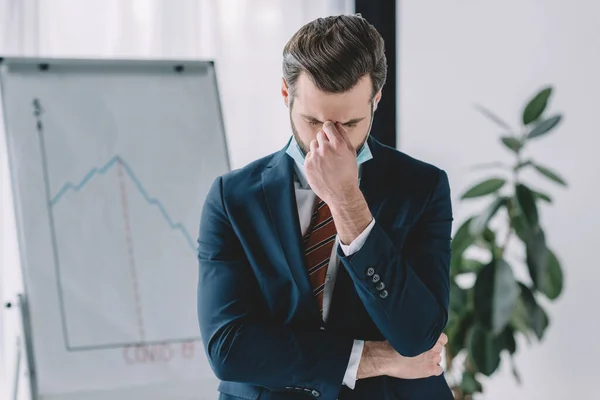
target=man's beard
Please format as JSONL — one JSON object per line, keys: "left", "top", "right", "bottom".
{"left": 289, "top": 102, "right": 374, "bottom": 157}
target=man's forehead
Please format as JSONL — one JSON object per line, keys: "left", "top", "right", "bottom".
{"left": 294, "top": 89, "right": 371, "bottom": 120}
{"left": 294, "top": 73, "right": 372, "bottom": 104}
{"left": 294, "top": 97, "right": 371, "bottom": 122}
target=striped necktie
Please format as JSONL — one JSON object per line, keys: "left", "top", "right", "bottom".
{"left": 303, "top": 197, "right": 337, "bottom": 315}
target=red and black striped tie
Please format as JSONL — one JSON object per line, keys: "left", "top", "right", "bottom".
{"left": 303, "top": 197, "right": 337, "bottom": 315}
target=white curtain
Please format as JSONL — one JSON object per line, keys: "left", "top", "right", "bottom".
{"left": 0, "top": 1, "right": 354, "bottom": 399}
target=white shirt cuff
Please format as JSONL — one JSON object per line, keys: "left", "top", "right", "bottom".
{"left": 339, "top": 219, "right": 375, "bottom": 256}
{"left": 342, "top": 339, "right": 364, "bottom": 389}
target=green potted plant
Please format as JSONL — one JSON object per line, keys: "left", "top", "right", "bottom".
{"left": 445, "top": 87, "right": 566, "bottom": 399}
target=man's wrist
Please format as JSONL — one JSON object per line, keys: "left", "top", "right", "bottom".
{"left": 329, "top": 184, "right": 363, "bottom": 209}
{"left": 329, "top": 187, "right": 372, "bottom": 245}
{"left": 357, "top": 341, "right": 387, "bottom": 380}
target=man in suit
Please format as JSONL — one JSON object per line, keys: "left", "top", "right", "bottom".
{"left": 197, "top": 14, "right": 454, "bottom": 399}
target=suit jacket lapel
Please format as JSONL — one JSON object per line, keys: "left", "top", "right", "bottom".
{"left": 261, "top": 149, "right": 319, "bottom": 321}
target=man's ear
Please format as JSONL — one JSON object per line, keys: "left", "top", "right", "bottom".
{"left": 281, "top": 78, "right": 290, "bottom": 108}
{"left": 373, "top": 89, "right": 383, "bottom": 111}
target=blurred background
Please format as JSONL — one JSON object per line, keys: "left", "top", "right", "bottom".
{"left": 1, "top": 0, "right": 598, "bottom": 399}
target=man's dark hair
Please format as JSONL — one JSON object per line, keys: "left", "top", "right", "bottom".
{"left": 282, "top": 14, "right": 387, "bottom": 103}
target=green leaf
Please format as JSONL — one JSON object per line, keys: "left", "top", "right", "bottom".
{"left": 458, "top": 259, "right": 486, "bottom": 275}
{"left": 519, "top": 283, "right": 550, "bottom": 340}
{"left": 460, "top": 370, "right": 483, "bottom": 394}
{"left": 515, "top": 184, "right": 539, "bottom": 232}
{"left": 451, "top": 217, "right": 476, "bottom": 255}
{"left": 451, "top": 217, "right": 477, "bottom": 275}
{"left": 450, "top": 282, "right": 468, "bottom": 317}
{"left": 541, "top": 248, "right": 564, "bottom": 300}
{"left": 448, "top": 311, "right": 475, "bottom": 356}
{"left": 501, "top": 136, "right": 523, "bottom": 152}
{"left": 532, "top": 189, "right": 553, "bottom": 203}
{"left": 533, "top": 163, "right": 568, "bottom": 186}
{"left": 526, "top": 229, "right": 549, "bottom": 290}
{"left": 510, "top": 295, "right": 533, "bottom": 343}
{"left": 474, "top": 104, "right": 512, "bottom": 131}
{"left": 497, "top": 325, "right": 517, "bottom": 355}
{"left": 527, "top": 114, "right": 562, "bottom": 139}
{"left": 510, "top": 355, "right": 522, "bottom": 385}
{"left": 523, "top": 87, "right": 552, "bottom": 125}
{"left": 534, "top": 309, "right": 550, "bottom": 341}
{"left": 514, "top": 159, "right": 533, "bottom": 171}
{"left": 479, "top": 228, "right": 497, "bottom": 250}
{"left": 461, "top": 178, "right": 506, "bottom": 199}
{"left": 470, "top": 197, "right": 508, "bottom": 236}
{"left": 483, "top": 228, "right": 496, "bottom": 243}
{"left": 470, "top": 161, "right": 508, "bottom": 171}
{"left": 512, "top": 210, "right": 532, "bottom": 242}
{"left": 467, "top": 324, "right": 502, "bottom": 376}
{"left": 474, "top": 259, "right": 519, "bottom": 334}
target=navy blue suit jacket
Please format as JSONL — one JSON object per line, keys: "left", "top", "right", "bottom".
{"left": 197, "top": 137, "right": 454, "bottom": 399}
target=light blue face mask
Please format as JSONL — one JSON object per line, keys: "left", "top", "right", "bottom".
{"left": 285, "top": 135, "right": 373, "bottom": 167}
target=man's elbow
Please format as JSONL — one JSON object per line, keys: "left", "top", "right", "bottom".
{"left": 392, "top": 312, "right": 448, "bottom": 357}
{"left": 203, "top": 324, "right": 244, "bottom": 382}
{"left": 209, "top": 355, "right": 236, "bottom": 382}
{"left": 206, "top": 338, "right": 239, "bottom": 382}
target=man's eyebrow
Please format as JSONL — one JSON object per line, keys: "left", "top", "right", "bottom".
{"left": 300, "top": 115, "right": 367, "bottom": 125}
{"left": 341, "top": 117, "right": 367, "bottom": 125}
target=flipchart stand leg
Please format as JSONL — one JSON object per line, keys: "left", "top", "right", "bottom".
{"left": 17, "top": 294, "right": 38, "bottom": 400}
{"left": 13, "top": 335, "right": 21, "bottom": 400}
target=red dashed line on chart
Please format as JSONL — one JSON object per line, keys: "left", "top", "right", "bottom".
{"left": 117, "top": 161, "right": 145, "bottom": 341}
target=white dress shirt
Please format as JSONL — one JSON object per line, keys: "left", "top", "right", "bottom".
{"left": 286, "top": 138, "right": 376, "bottom": 390}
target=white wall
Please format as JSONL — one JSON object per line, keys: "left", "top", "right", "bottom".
{"left": 399, "top": 1, "right": 600, "bottom": 399}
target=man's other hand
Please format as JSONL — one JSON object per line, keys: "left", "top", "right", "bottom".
{"left": 357, "top": 333, "right": 448, "bottom": 380}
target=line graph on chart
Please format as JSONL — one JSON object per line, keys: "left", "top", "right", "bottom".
{"left": 50, "top": 156, "right": 196, "bottom": 251}
{"left": 35, "top": 100, "right": 202, "bottom": 351}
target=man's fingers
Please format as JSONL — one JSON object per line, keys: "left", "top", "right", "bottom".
{"left": 438, "top": 333, "right": 448, "bottom": 346}
{"left": 432, "top": 343, "right": 443, "bottom": 353}
{"left": 316, "top": 131, "right": 328, "bottom": 148}
{"left": 309, "top": 139, "right": 319, "bottom": 155}
{"left": 428, "top": 354, "right": 444, "bottom": 376}
{"left": 321, "top": 121, "right": 354, "bottom": 153}
{"left": 335, "top": 122, "right": 354, "bottom": 151}
{"left": 322, "top": 121, "right": 341, "bottom": 144}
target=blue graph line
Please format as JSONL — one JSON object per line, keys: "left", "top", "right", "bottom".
{"left": 50, "top": 155, "right": 196, "bottom": 251}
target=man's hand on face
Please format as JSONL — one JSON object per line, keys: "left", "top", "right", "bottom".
{"left": 304, "top": 121, "right": 359, "bottom": 205}
{"left": 357, "top": 334, "right": 448, "bottom": 380}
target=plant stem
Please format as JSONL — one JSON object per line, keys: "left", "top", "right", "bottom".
{"left": 499, "top": 138, "right": 525, "bottom": 257}
{"left": 499, "top": 200, "right": 514, "bottom": 258}
{"left": 445, "top": 346, "right": 454, "bottom": 373}
{"left": 452, "top": 386, "right": 464, "bottom": 399}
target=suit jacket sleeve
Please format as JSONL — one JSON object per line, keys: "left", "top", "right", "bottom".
{"left": 337, "top": 168, "right": 452, "bottom": 357}
{"left": 197, "top": 176, "right": 354, "bottom": 399}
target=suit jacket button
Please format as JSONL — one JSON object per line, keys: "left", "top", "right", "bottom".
{"left": 311, "top": 389, "right": 321, "bottom": 397}
{"left": 380, "top": 289, "right": 389, "bottom": 299}
{"left": 372, "top": 274, "right": 380, "bottom": 283}
{"left": 376, "top": 282, "right": 385, "bottom": 290}
{"left": 366, "top": 267, "right": 375, "bottom": 277}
